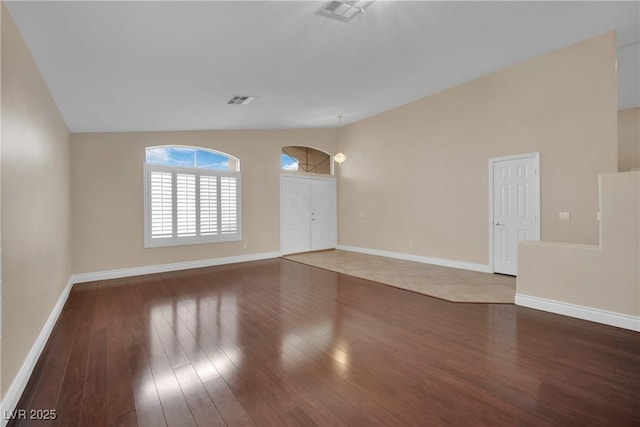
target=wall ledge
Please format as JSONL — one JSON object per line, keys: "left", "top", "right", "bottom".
{"left": 336, "top": 245, "right": 490, "bottom": 273}
{"left": 71, "top": 251, "right": 281, "bottom": 284}
{"left": 1, "top": 277, "right": 74, "bottom": 427}
{"left": 516, "top": 293, "right": 640, "bottom": 332}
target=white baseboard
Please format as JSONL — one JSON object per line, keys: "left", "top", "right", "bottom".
{"left": 1, "top": 277, "right": 74, "bottom": 427}
{"left": 71, "top": 251, "right": 281, "bottom": 284}
{"left": 516, "top": 294, "right": 640, "bottom": 332}
{"left": 336, "top": 245, "right": 491, "bottom": 273}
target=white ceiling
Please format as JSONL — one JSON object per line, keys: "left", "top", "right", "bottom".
{"left": 5, "top": 1, "right": 640, "bottom": 133}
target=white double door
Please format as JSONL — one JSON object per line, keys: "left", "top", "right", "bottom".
{"left": 281, "top": 175, "right": 337, "bottom": 255}
{"left": 491, "top": 153, "right": 540, "bottom": 276}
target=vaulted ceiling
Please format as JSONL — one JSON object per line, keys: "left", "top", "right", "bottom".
{"left": 5, "top": 1, "right": 639, "bottom": 133}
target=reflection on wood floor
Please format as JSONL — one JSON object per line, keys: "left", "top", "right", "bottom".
{"left": 9, "top": 259, "right": 640, "bottom": 426}
{"left": 285, "top": 250, "right": 516, "bottom": 303}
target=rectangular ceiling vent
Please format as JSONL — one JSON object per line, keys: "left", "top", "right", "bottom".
{"left": 227, "top": 95, "right": 257, "bottom": 105}
{"left": 317, "top": 1, "right": 373, "bottom": 23}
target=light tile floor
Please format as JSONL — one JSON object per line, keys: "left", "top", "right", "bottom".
{"left": 284, "top": 250, "right": 516, "bottom": 303}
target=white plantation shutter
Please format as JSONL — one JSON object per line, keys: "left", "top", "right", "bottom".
{"left": 176, "top": 173, "right": 197, "bottom": 237}
{"left": 150, "top": 171, "right": 173, "bottom": 239}
{"left": 220, "top": 176, "right": 238, "bottom": 234}
{"left": 200, "top": 175, "right": 218, "bottom": 236}
{"left": 145, "top": 164, "right": 241, "bottom": 247}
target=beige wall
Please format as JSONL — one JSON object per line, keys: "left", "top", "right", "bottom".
{"left": 71, "top": 130, "right": 337, "bottom": 274}
{"left": 1, "top": 4, "right": 71, "bottom": 397}
{"left": 518, "top": 172, "right": 639, "bottom": 318}
{"left": 618, "top": 107, "right": 640, "bottom": 172}
{"left": 337, "top": 32, "right": 618, "bottom": 265}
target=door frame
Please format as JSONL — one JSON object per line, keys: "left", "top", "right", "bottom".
{"left": 280, "top": 173, "right": 337, "bottom": 255}
{"left": 488, "top": 152, "right": 540, "bottom": 273}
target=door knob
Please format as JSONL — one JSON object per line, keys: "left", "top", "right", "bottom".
{"left": 495, "top": 222, "right": 505, "bottom": 226}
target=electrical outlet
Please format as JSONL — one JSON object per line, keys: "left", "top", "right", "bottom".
{"left": 559, "top": 212, "right": 570, "bottom": 220}
{"left": 409, "top": 241, "right": 413, "bottom": 249}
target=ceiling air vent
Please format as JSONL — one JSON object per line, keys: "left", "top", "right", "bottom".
{"left": 317, "top": 1, "right": 373, "bottom": 22}
{"left": 227, "top": 95, "right": 257, "bottom": 105}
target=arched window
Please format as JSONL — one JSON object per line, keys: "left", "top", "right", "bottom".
{"left": 281, "top": 146, "right": 331, "bottom": 175}
{"left": 144, "top": 146, "right": 241, "bottom": 247}
{"left": 281, "top": 152, "right": 299, "bottom": 172}
{"left": 146, "top": 146, "right": 239, "bottom": 171}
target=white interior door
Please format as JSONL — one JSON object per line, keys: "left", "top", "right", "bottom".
{"left": 281, "top": 177, "right": 311, "bottom": 255}
{"left": 281, "top": 175, "right": 337, "bottom": 255}
{"left": 491, "top": 153, "right": 540, "bottom": 275}
{"left": 310, "top": 179, "right": 337, "bottom": 251}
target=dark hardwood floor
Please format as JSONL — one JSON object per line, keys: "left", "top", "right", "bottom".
{"left": 8, "top": 259, "right": 640, "bottom": 426}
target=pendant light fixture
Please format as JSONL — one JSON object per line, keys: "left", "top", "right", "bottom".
{"left": 334, "top": 115, "right": 347, "bottom": 165}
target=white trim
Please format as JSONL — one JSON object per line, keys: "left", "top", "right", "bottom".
{"left": 279, "top": 173, "right": 337, "bottom": 182}
{"left": 488, "top": 152, "right": 540, "bottom": 273}
{"left": 516, "top": 293, "right": 640, "bottom": 332}
{"left": 1, "top": 277, "right": 74, "bottom": 427}
{"left": 336, "top": 245, "right": 490, "bottom": 273}
{"left": 71, "top": 251, "right": 280, "bottom": 284}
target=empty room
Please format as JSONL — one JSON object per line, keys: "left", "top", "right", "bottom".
{"left": 1, "top": 1, "right": 639, "bottom": 426}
